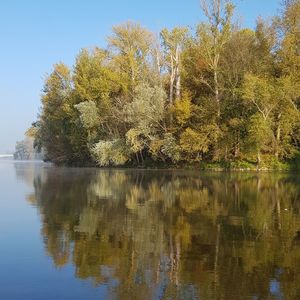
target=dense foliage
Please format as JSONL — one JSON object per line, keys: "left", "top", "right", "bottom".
{"left": 32, "top": 0, "right": 300, "bottom": 168}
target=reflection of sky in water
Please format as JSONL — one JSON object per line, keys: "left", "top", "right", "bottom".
{"left": 0, "top": 161, "right": 108, "bottom": 299}
{"left": 270, "top": 279, "right": 283, "bottom": 300}
{"left": 1, "top": 161, "right": 300, "bottom": 299}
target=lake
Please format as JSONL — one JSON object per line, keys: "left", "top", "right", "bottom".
{"left": 1, "top": 160, "right": 300, "bottom": 299}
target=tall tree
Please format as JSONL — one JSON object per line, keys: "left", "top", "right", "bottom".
{"left": 198, "top": 0, "right": 235, "bottom": 118}
{"left": 108, "top": 21, "right": 154, "bottom": 92}
{"left": 161, "top": 27, "right": 188, "bottom": 104}
{"left": 38, "top": 64, "right": 74, "bottom": 164}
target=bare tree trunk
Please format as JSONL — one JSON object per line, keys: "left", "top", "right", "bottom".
{"left": 169, "top": 55, "right": 175, "bottom": 105}
{"left": 275, "top": 114, "right": 281, "bottom": 159}
{"left": 139, "top": 150, "right": 144, "bottom": 166}
{"left": 175, "top": 45, "right": 181, "bottom": 100}
{"left": 156, "top": 47, "right": 161, "bottom": 74}
{"left": 234, "top": 131, "right": 240, "bottom": 158}
{"left": 175, "top": 73, "right": 181, "bottom": 100}
{"left": 257, "top": 151, "right": 261, "bottom": 170}
{"left": 214, "top": 68, "right": 220, "bottom": 118}
{"left": 155, "top": 43, "right": 163, "bottom": 87}
{"left": 135, "top": 152, "right": 140, "bottom": 165}
{"left": 169, "top": 77, "right": 174, "bottom": 105}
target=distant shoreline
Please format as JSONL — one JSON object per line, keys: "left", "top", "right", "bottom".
{"left": 0, "top": 154, "right": 13, "bottom": 158}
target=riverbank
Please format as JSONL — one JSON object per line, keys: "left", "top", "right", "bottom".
{"left": 51, "top": 157, "right": 300, "bottom": 172}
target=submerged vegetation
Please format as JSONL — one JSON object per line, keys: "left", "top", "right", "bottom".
{"left": 32, "top": 0, "right": 300, "bottom": 168}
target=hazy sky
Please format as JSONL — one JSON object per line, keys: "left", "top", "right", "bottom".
{"left": 0, "top": 0, "right": 281, "bottom": 153}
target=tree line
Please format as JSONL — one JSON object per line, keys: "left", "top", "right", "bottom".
{"left": 32, "top": 0, "right": 300, "bottom": 168}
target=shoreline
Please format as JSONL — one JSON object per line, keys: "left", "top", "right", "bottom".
{"left": 11, "top": 159, "right": 299, "bottom": 173}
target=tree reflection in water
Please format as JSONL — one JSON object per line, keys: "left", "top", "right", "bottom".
{"left": 15, "top": 164, "right": 300, "bottom": 299}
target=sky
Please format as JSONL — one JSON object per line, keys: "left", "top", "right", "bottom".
{"left": 0, "top": 0, "right": 281, "bottom": 153}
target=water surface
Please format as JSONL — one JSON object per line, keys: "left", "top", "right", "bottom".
{"left": 1, "top": 160, "right": 300, "bottom": 299}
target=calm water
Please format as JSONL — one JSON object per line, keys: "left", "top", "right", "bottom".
{"left": 1, "top": 160, "right": 300, "bottom": 299}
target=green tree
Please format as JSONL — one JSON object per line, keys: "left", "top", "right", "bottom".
{"left": 198, "top": 0, "right": 235, "bottom": 118}
{"left": 38, "top": 64, "right": 74, "bottom": 164}
{"left": 108, "top": 21, "right": 154, "bottom": 91}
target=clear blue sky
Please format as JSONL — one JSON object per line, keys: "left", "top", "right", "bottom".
{"left": 0, "top": 0, "right": 281, "bottom": 153}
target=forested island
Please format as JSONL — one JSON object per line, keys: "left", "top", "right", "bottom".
{"left": 30, "top": 0, "right": 300, "bottom": 169}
